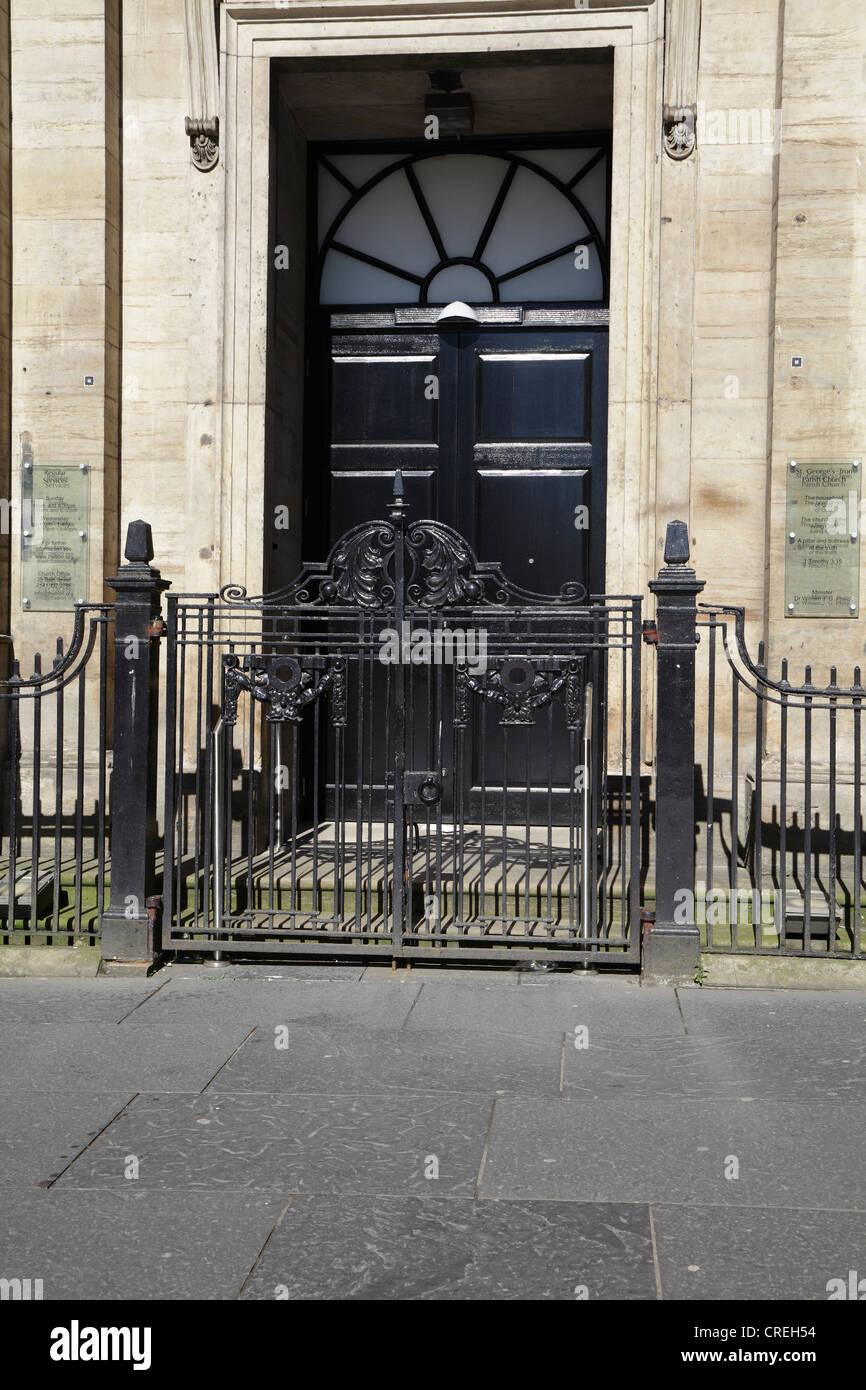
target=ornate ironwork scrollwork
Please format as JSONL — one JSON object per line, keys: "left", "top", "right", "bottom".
{"left": 222, "top": 654, "right": 340, "bottom": 725}
{"left": 219, "top": 485, "right": 587, "bottom": 610}
{"left": 457, "top": 657, "right": 572, "bottom": 727}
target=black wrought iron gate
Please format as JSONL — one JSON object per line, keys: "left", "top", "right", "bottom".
{"left": 163, "top": 476, "right": 642, "bottom": 964}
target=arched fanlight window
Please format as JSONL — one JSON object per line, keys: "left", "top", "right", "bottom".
{"left": 317, "top": 146, "right": 609, "bottom": 306}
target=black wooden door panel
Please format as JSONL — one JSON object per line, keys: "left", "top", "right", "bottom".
{"left": 447, "top": 327, "right": 607, "bottom": 598}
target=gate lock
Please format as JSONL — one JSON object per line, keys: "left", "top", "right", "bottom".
{"left": 404, "top": 770, "right": 446, "bottom": 807}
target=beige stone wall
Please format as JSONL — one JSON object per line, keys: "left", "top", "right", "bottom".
{"left": 9, "top": 0, "right": 121, "bottom": 667}
{"left": 689, "top": 0, "right": 782, "bottom": 639}
{"left": 0, "top": 0, "right": 10, "bottom": 659}
{"left": 685, "top": 0, "right": 865, "bottom": 696}
{"left": 120, "top": 0, "right": 194, "bottom": 590}
{"left": 765, "top": 0, "right": 866, "bottom": 688}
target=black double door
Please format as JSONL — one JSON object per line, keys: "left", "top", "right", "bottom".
{"left": 319, "top": 321, "right": 608, "bottom": 821}
{"left": 328, "top": 324, "right": 607, "bottom": 598}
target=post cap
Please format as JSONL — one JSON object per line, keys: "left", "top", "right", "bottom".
{"left": 663, "top": 520, "right": 690, "bottom": 566}
{"left": 124, "top": 520, "right": 154, "bottom": 564}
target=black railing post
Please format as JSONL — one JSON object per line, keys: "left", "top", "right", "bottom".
{"left": 100, "top": 521, "right": 170, "bottom": 967}
{"left": 645, "top": 521, "right": 706, "bottom": 983}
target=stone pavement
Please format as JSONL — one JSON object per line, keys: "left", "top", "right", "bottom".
{"left": 1, "top": 963, "right": 864, "bottom": 1301}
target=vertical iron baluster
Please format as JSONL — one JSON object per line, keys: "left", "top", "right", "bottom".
{"left": 246, "top": 647, "right": 256, "bottom": 931}
{"left": 730, "top": 650, "right": 739, "bottom": 949}
{"left": 524, "top": 719, "right": 532, "bottom": 932}
{"left": 854, "top": 668, "right": 862, "bottom": 957}
{"left": 163, "top": 596, "right": 178, "bottom": 939}
{"left": 753, "top": 642, "right": 765, "bottom": 950}
{"left": 590, "top": 614, "right": 601, "bottom": 948}
{"left": 545, "top": 701, "right": 553, "bottom": 931}
{"left": 479, "top": 687, "right": 487, "bottom": 931}
{"left": 569, "top": 725, "right": 577, "bottom": 936}
{"left": 501, "top": 726, "right": 508, "bottom": 938}
{"left": 52, "top": 642, "right": 63, "bottom": 933}
{"left": 779, "top": 660, "right": 788, "bottom": 952}
{"left": 312, "top": 690, "right": 320, "bottom": 926}
{"left": 382, "top": 657, "right": 391, "bottom": 936}
{"left": 334, "top": 703, "right": 345, "bottom": 924}
{"left": 268, "top": 721, "right": 276, "bottom": 926}
{"left": 366, "top": 627, "right": 377, "bottom": 938}
{"left": 31, "top": 654, "right": 42, "bottom": 935}
{"left": 828, "top": 667, "right": 838, "bottom": 953}
{"left": 74, "top": 660, "right": 86, "bottom": 935}
{"left": 706, "top": 616, "right": 716, "bottom": 949}
{"left": 7, "top": 663, "right": 20, "bottom": 937}
{"left": 456, "top": 714, "right": 465, "bottom": 933}
{"left": 96, "top": 621, "right": 108, "bottom": 929}
{"left": 803, "top": 668, "right": 813, "bottom": 952}
{"left": 354, "top": 622, "right": 365, "bottom": 937}
{"left": 434, "top": 640, "right": 443, "bottom": 942}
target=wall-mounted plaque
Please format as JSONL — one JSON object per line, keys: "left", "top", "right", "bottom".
{"left": 20, "top": 464, "right": 90, "bottom": 611}
{"left": 784, "top": 459, "right": 861, "bottom": 618}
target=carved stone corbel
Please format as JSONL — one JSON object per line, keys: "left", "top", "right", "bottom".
{"left": 184, "top": 0, "right": 220, "bottom": 171}
{"left": 663, "top": 0, "right": 701, "bottom": 160}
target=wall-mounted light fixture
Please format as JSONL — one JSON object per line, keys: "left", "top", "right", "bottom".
{"left": 436, "top": 301, "right": 480, "bottom": 327}
{"left": 425, "top": 70, "right": 474, "bottom": 137}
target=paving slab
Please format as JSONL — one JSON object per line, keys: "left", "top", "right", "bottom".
{"left": 137, "top": 978, "right": 421, "bottom": 1029}
{"left": 404, "top": 974, "right": 682, "bottom": 1038}
{"left": 678, "top": 986, "right": 866, "bottom": 1038}
{"left": 0, "top": 977, "right": 165, "bottom": 1025}
{"left": 161, "top": 963, "right": 367, "bottom": 983}
{"left": 0, "top": 1189, "right": 286, "bottom": 1300}
{"left": 0, "top": 1020, "right": 253, "bottom": 1093}
{"left": 54, "top": 1091, "right": 493, "bottom": 1196}
{"left": 479, "top": 1097, "right": 866, "bottom": 1208}
{"left": 0, "top": 1092, "right": 135, "bottom": 1187}
{"left": 207, "top": 1024, "right": 563, "bottom": 1097}
{"left": 240, "top": 1196, "right": 656, "bottom": 1300}
{"left": 364, "top": 965, "right": 520, "bottom": 987}
{"left": 561, "top": 1032, "right": 866, "bottom": 1102}
{"left": 652, "top": 1203, "right": 866, "bottom": 1301}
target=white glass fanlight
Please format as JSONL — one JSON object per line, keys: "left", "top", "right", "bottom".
{"left": 317, "top": 147, "right": 608, "bottom": 306}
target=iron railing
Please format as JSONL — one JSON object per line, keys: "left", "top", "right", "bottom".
{"left": 0, "top": 605, "right": 113, "bottom": 941}
{"left": 696, "top": 605, "right": 864, "bottom": 958}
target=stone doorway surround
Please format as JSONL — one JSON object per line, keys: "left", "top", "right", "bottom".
{"left": 212, "top": 0, "right": 664, "bottom": 603}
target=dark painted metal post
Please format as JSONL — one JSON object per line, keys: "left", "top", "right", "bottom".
{"left": 644, "top": 521, "right": 705, "bottom": 983}
{"left": 100, "top": 522, "right": 170, "bottom": 966}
